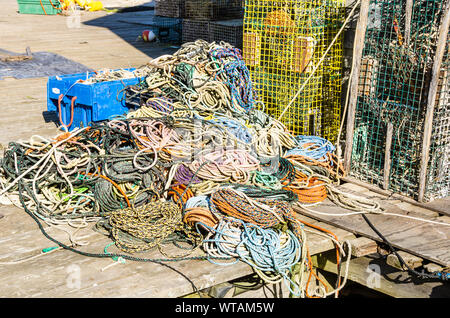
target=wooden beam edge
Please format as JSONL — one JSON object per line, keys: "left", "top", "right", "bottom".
{"left": 418, "top": 0, "right": 450, "bottom": 202}
{"left": 341, "top": 176, "right": 450, "bottom": 216}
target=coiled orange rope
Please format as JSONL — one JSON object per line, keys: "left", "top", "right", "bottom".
{"left": 298, "top": 219, "right": 342, "bottom": 297}
{"left": 168, "top": 184, "right": 194, "bottom": 209}
{"left": 183, "top": 207, "right": 219, "bottom": 230}
{"left": 210, "top": 188, "right": 303, "bottom": 239}
{"left": 281, "top": 162, "right": 328, "bottom": 204}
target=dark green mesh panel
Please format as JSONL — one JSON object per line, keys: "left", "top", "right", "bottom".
{"left": 350, "top": 0, "right": 448, "bottom": 201}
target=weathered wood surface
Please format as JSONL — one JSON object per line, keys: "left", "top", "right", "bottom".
{"left": 404, "top": 0, "right": 414, "bottom": 45}
{"left": 342, "top": 176, "right": 450, "bottom": 216}
{"left": 0, "top": 201, "right": 357, "bottom": 297}
{"left": 386, "top": 251, "right": 423, "bottom": 271}
{"left": 418, "top": 0, "right": 450, "bottom": 202}
{"left": 348, "top": 237, "right": 378, "bottom": 258}
{"left": 0, "top": 2, "right": 361, "bottom": 298}
{"left": 383, "top": 122, "right": 393, "bottom": 190}
{"left": 313, "top": 252, "right": 450, "bottom": 298}
{"left": 0, "top": 2, "right": 176, "bottom": 146}
{"left": 295, "top": 182, "right": 450, "bottom": 267}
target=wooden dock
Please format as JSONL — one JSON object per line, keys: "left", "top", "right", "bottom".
{"left": 0, "top": 1, "right": 449, "bottom": 298}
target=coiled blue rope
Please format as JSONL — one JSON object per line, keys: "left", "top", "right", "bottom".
{"left": 434, "top": 271, "right": 450, "bottom": 281}
{"left": 210, "top": 47, "right": 258, "bottom": 112}
{"left": 203, "top": 217, "right": 303, "bottom": 296}
{"left": 209, "top": 116, "right": 253, "bottom": 144}
{"left": 285, "top": 135, "right": 336, "bottom": 163}
{"left": 184, "top": 195, "right": 210, "bottom": 210}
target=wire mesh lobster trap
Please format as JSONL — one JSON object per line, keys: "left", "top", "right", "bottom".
{"left": 182, "top": 19, "right": 211, "bottom": 43}
{"left": 147, "top": 14, "right": 182, "bottom": 43}
{"left": 154, "top": 0, "right": 185, "bottom": 18}
{"left": 209, "top": 19, "right": 244, "bottom": 49}
{"left": 348, "top": 0, "right": 450, "bottom": 202}
{"left": 184, "top": 0, "right": 244, "bottom": 21}
{"left": 243, "top": 0, "right": 345, "bottom": 142}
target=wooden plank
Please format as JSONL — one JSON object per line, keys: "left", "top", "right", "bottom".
{"left": 0, "top": 223, "right": 98, "bottom": 263}
{"left": 404, "top": 0, "right": 414, "bottom": 45}
{"left": 0, "top": 197, "right": 351, "bottom": 262}
{"left": 0, "top": 13, "right": 177, "bottom": 148}
{"left": 423, "top": 262, "right": 444, "bottom": 274}
{"left": 342, "top": 177, "right": 450, "bottom": 216}
{"left": 0, "top": 228, "right": 346, "bottom": 297}
{"left": 0, "top": 9, "right": 173, "bottom": 71}
{"left": 394, "top": 202, "right": 439, "bottom": 219}
{"left": 386, "top": 251, "right": 423, "bottom": 271}
{"left": 221, "top": 281, "right": 287, "bottom": 299}
{"left": 0, "top": 204, "right": 251, "bottom": 297}
{"left": 418, "top": 0, "right": 450, "bottom": 202}
{"left": 231, "top": 285, "right": 281, "bottom": 298}
{"left": 383, "top": 122, "right": 393, "bottom": 190}
{"left": 339, "top": 181, "right": 373, "bottom": 194}
{"left": 204, "top": 276, "right": 288, "bottom": 299}
{"left": 0, "top": 233, "right": 252, "bottom": 298}
{"left": 348, "top": 237, "right": 378, "bottom": 257}
{"left": 0, "top": 202, "right": 352, "bottom": 297}
{"left": 343, "top": 0, "right": 371, "bottom": 173}
{"left": 0, "top": 206, "right": 52, "bottom": 237}
{"left": 313, "top": 252, "right": 450, "bottom": 298}
{"left": 437, "top": 216, "right": 450, "bottom": 223}
{"left": 294, "top": 197, "right": 450, "bottom": 266}
{"left": 425, "top": 198, "right": 450, "bottom": 215}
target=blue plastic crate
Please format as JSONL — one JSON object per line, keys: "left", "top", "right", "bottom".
{"left": 47, "top": 69, "right": 144, "bottom": 131}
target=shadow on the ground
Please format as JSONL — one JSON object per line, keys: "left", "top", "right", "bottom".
{"left": 82, "top": 1, "right": 181, "bottom": 59}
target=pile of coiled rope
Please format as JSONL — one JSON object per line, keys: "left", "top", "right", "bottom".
{"left": 0, "top": 40, "right": 352, "bottom": 298}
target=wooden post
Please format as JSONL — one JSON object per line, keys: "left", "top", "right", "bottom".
{"left": 383, "top": 122, "right": 393, "bottom": 190}
{"left": 404, "top": 0, "right": 414, "bottom": 45}
{"left": 418, "top": 0, "right": 450, "bottom": 202}
{"left": 343, "top": 0, "right": 371, "bottom": 173}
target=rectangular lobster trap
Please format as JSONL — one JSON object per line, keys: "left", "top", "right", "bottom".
{"left": 182, "top": 18, "right": 243, "bottom": 47}
{"left": 182, "top": 19, "right": 211, "bottom": 43}
{"left": 147, "top": 14, "right": 182, "bottom": 44}
{"left": 154, "top": 0, "right": 185, "bottom": 18}
{"left": 209, "top": 19, "right": 244, "bottom": 48}
{"left": 184, "top": 0, "right": 244, "bottom": 21}
{"left": 345, "top": 0, "right": 450, "bottom": 202}
{"left": 243, "top": 0, "right": 346, "bottom": 143}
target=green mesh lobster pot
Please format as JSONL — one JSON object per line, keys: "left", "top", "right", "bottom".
{"left": 349, "top": 0, "right": 449, "bottom": 202}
